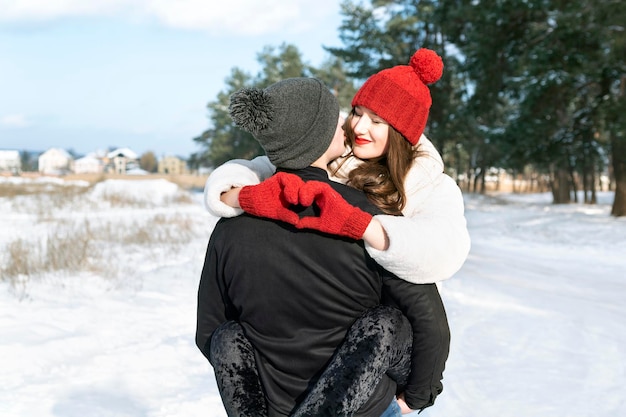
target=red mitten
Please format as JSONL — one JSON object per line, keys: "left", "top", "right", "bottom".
{"left": 296, "top": 181, "right": 373, "bottom": 240}
{"left": 238, "top": 172, "right": 304, "bottom": 225}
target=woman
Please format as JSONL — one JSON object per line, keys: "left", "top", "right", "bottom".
{"left": 205, "top": 48, "right": 469, "bottom": 414}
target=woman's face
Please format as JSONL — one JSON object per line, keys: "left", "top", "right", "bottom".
{"left": 350, "top": 106, "right": 389, "bottom": 160}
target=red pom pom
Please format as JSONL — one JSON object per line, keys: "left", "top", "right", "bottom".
{"left": 409, "top": 48, "right": 444, "bottom": 85}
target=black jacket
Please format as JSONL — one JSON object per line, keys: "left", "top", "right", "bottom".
{"left": 196, "top": 166, "right": 449, "bottom": 415}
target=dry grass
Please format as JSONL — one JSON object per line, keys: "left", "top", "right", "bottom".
{"left": 97, "top": 186, "right": 193, "bottom": 207}
{"left": 0, "top": 180, "right": 91, "bottom": 198}
{"left": 62, "top": 172, "right": 209, "bottom": 190}
{"left": 1, "top": 222, "right": 92, "bottom": 286}
{"left": 0, "top": 177, "right": 203, "bottom": 287}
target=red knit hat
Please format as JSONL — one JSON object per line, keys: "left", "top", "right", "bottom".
{"left": 351, "top": 48, "right": 444, "bottom": 146}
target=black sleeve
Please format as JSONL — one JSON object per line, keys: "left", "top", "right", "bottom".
{"left": 381, "top": 273, "right": 451, "bottom": 411}
{"left": 195, "top": 235, "right": 238, "bottom": 363}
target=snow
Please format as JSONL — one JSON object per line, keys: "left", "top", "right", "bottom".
{"left": 1, "top": 177, "right": 625, "bottom": 417}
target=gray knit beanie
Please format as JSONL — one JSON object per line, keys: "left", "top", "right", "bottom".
{"left": 229, "top": 77, "right": 340, "bottom": 169}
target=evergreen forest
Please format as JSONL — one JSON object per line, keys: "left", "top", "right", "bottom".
{"left": 190, "top": 0, "right": 626, "bottom": 216}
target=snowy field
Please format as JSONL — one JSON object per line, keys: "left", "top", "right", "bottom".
{"left": 1, "top": 177, "right": 624, "bottom": 417}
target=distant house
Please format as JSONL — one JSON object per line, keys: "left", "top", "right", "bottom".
{"left": 158, "top": 156, "right": 188, "bottom": 175}
{"left": 73, "top": 155, "right": 104, "bottom": 174}
{"left": 0, "top": 150, "right": 21, "bottom": 175}
{"left": 106, "top": 147, "right": 139, "bottom": 174}
{"left": 38, "top": 148, "right": 73, "bottom": 175}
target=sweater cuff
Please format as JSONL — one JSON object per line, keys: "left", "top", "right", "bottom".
{"left": 203, "top": 163, "right": 261, "bottom": 218}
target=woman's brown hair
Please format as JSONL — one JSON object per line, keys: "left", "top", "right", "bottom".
{"left": 335, "top": 110, "right": 419, "bottom": 215}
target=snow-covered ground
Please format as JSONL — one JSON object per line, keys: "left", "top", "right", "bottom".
{"left": 1, "top": 177, "right": 624, "bottom": 417}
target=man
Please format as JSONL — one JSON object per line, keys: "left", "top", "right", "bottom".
{"left": 196, "top": 78, "right": 448, "bottom": 416}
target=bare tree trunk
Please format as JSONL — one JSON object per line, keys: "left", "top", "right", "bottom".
{"left": 569, "top": 168, "right": 578, "bottom": 203}
{"left": 478, "top": 167, "right": 486, "bottom": 194}
{"left": 611, "top": 131, "right": 626, "bottom": 216}
{"left": 610, "top": 76, "right": 626, "bottom": 216}
{"left": 580, "top": 159, "right": 587, "bottom": 204}
{"left": 589, "top": 168, "right": 597, "bottom": 204}
{"left": 551, "top": 168, "right": 571, "bottom": 204}
{"left": 472, "top": 167, "right": 481, "bottom": 194}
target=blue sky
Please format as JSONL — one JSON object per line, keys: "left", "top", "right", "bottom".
{"left": 0, "top": 0, "right": 343, "bottom": 157}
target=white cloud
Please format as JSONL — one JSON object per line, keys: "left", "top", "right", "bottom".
{"left": 0, "top": 114, "right": 29, "bottom": 128}
{"left": 0, "top": 0, "right": 128, "bottom": 21}
{"left": 0, "top": 0, "right": 338, "bottom": 35}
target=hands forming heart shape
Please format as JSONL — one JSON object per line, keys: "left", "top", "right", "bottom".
{"left": 238, "top": 172, "right": 373, "bottom": 240}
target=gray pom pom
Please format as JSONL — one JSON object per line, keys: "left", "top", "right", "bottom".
{"left": 229, "top": 88, "right": 273, "bottom": 133}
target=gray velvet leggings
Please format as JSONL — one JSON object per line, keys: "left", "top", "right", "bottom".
{"left": 209, "top": 305, "right": 412, "bottom": 417}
